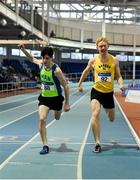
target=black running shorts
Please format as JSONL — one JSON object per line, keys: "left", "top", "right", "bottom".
{"left": 38, "top": 94, "right": 64, "bottom": 111}
{"left": 90, "top": 88, "right": 115, "bottom": 109}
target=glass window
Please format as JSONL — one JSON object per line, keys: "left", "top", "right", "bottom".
{"left": 20, "top": 49, "right": 30, "bottom": 57}
{"left": 11, "top": 49, "right": 20, "bottom": 56}
{"left": 83, "top": 53, "right": 93, "bottom": 60}
{"left": 31, "top": 50, "right": 41, "bottom": 57}
{"left": 61, "top": 52, "right": 70, "bottom": 59}
{"left": 71, "top": 52, "right": 82, "bottom": 60}
{"left": 0, "top": 47, "right": 7, "bottom": 55}
{"left": 116, "top": 54, "right": 128, "bottom": 61}
{"left": 135, "top": 56, "right": 140, "bottom": 62}
{"left": 128, "top": 55, "right": 140, "bottom": 61}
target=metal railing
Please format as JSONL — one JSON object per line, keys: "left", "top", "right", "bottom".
{"left": 0, "top": 70, "right": 140, "bottom": 94}
{"left": 0, "top": 81, "right": 37, "bottom": 93}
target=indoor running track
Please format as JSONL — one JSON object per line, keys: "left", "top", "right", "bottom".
{"left": 0, "top": 84, "right": 140, "bottom": 179}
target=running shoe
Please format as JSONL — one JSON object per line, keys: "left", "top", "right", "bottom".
{"left": 93, "top": 144, "right": 102, "bottom": 153}
{"left": 40, "top": 145, "right": 49, "bottom": 155}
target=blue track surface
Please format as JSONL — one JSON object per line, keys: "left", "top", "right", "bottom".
{"left": 0, "top": 84, "right": 140, "bottom": 179}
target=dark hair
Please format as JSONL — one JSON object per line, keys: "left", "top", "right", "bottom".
{"left": 41, "top": 46, "right": 53, "bottom": 58}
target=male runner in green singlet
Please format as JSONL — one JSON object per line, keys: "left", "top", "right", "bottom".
{"left": 19, "top": 44, "right": 70, "bottom": 154}
{"left": 78, "top": 37, "right": 124, "bottom": 153}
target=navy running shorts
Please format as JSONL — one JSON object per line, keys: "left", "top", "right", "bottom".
{"left": 38, "top": 94, "right": 64, "bottom": 111}
{"left": 90, "top": 88, "right": 115, "bottom": 109}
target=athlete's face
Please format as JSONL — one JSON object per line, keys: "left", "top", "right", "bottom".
{"left": 97, "top": 41, "right": 108, "bottom": 55}
{"left": 43, "top": 54, "right": 52, "bottom": 65}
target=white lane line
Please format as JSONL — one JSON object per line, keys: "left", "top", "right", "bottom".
{"left": 9, "top": 162, "right": 76, "bottom": 167}
{"left": 70, "top": 91, "right": 89, "bottom": 108}
{"left": 0, "top": 141, "right": 137, "bottom": 147}
{"left": 0, "top": 91, "right": 89, "bottom": 171}
{"left": 0, "top": 89, "right": 85, "bottom": 129}
{"left": 0, "top": 120, "right": 54, "bottom": 171}
{"left": 0, "top": 88, "right": 78, "bottom": 115}
{"left": 0, "top": 110, "right": 37, "bottom": 129}
{"left": 76, "top": 95, "right": 140, "bottom": 179}
{"left": 77, "top": 117, "right": 92, "bottom": 180}
{"left": 54, "top": 163, "right": 77, "bottom": 167}
{"left": 0, "top": 100, "right": 37, "bottom": 114}
{"left": 0, "top": 95, "right": 38, "bottom": 105}
{"left": 114, "top": 96, "right": 140, "bottom": 149}
{"left": 8, "top": 162, "right": 31, "bottom": 165}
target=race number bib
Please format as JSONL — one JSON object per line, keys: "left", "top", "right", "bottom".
{"left": 41, "top": 84, "right": 54, "bottom": 91}
{"left": 98, "top": 73, "right": 111, "bottom": 82}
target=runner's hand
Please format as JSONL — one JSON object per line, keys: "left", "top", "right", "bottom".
{"left": 119, "top": 84, "right": 125, "bottom": 92}
{"left": 64, "top": 103, "right": 70, "bottom": 112}
{"left": 18, "top": 44, "right": 25, "bottom": 50}
{"left": 78, "top": 86, "right": 83, "bottom": 92}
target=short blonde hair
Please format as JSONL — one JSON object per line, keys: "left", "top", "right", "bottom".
{"left": 96, "top": 37, "right": 109, "bottom": 46}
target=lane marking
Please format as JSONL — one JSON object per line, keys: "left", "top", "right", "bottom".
{"left": 0, "top": 141, "right": 137, "bottom": 147}
{"left": 8, "top": 162, "right": 31, "bottom": 165}
{"left": 0, "top": 100, "right": 37, "bottom": 114}
{"left": 0, "top": 91, "right": 89, "bottom": 171}
{"left": 54, "top": 163, "right": 77, "bottom": 167}
{"left": 0, "top": 89, "right": 85, "bottom": 129}
{"left": 0, "top": 95, "right": 38, "bottom": 105}
{"left": 76, "top": 94, "right": 140, "bottom": 180}
{"left": 0, "top": 120, "right": 54, "bottom": 171}
{"left": 114, "top": 96, "right": 140, "bottom": 149}
{"left": 0, "top": 110, "right": 38, "bottom": 129}
{"left": 77, "top": 117, "right": 92, "bottom": 180}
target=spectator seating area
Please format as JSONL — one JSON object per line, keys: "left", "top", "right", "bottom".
{"left": 1, "top": 59, "right": 140, "bottom": 84}
{"left": 61, "top": 62, "right": 87, "bottom": 74}
{"left": 0, "top": 59, "right": 39, "bottom": 83}
{"left": 60, "top": 62, "right": 93, "bottom": 82}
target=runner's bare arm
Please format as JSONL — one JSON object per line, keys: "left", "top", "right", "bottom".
{"left": 115, "top": 58, "right": 124, "bottom": 91}
{"left": 55, "top": 67, "right": 70, "bottom": 112}
{"left": 18, "top": 44, "right": 43, "bottom": 66}
{"left": 78, "top": 58, "right": 94, "bottom": 92}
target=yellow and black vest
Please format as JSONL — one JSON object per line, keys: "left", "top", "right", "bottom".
{"left": 93, "top": 54, "right": 115, "bottom": 93}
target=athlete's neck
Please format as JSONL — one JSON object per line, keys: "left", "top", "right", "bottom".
{"left": 44, "top": 62, "right": 54, "bottom": 70}
{"left": 99, "top": 53, "right": 109, "bottom": 62}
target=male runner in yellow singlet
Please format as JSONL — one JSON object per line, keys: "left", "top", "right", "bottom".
{"left": 78, "top": 37, "right": 124, "bottom": 153}
{"left": 18, "top": 44, "right": 70, "bottom": 154}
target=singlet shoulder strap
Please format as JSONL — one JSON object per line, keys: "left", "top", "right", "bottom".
{"left": 52, "top": 63, "right": 58, "bottom": 72}
{"left": 39, "top": 64, "right": 44, "bottom": 70}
